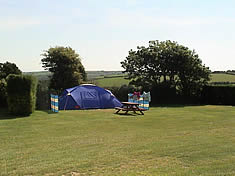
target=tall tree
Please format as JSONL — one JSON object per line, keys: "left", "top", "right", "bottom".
{"left": 41, "top": 46, "right": 87, "bottom": 92}
{"left": 121, "top": 40, "right": 211, "bottom": 96}
{"left": 0, "top": 61, "right": 22, "bottom": 79}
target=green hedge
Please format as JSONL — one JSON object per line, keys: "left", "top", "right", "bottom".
{"left": 0, "top": 79, "right": 7, "bottom": 107}
{"left": 36, "top": 80, "right": 50, "bottom": 110}
{"left": 97, "top": 84, "right": 235, "bottom": 106}
{"left": 105, "top": 85, "right": 137, "bottom": 102}
{"left": 201, "top": 85, "right": 235, "bottom": 105}
{"left": 150, "top": 84, "right": 235, "bottom": 105}
{"left": 150, "top": 84, "right": 178, "bottom": 104}
{"left": 6, "top": 74, "right": 38, "bottom": 115}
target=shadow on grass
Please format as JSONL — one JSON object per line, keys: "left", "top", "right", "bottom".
{"left": 150, "top": 104, "right": 208, "bottom": 108}
{"left": 0, "top": 109, "right": 28, "bottom": 120}
{"left": 114, "top": 112, "right": 143, "bottom": 116}
{"left": 40, "top": 110, "right": 58, "bottom": 114}
{"left": 41, "top": 110, "right": 59, "bottom": 114}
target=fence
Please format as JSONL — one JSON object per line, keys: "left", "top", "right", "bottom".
{"left": 50, "top": 94, "right": 59, "bottom": 112}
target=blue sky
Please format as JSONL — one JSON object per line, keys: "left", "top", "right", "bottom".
{"left": 1, "top": 0, "right": 235, "bottom": 72}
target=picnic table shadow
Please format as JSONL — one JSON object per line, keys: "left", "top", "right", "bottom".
{"left": 114, "top": 112, "right": 143, "bottom": 116}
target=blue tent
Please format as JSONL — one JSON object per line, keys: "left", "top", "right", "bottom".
{"left": 59, "top": 84, "right": 122, "bottom": 110}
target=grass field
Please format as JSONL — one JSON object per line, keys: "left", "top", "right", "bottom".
{"left": 23, "top": 71, "right": 235, "bottom": 87}
{"left": 94, "top": 73, "right": 235, "bottom": 87}
{"left": 94, "top": 76, "right": 130, "bottom": 87}
{"left": 1, "top": 106, "right": 235, "bottom": 175}
{"left": 210, "top": 73, "right": 235, "bottom": 83}
{"left": 23, "top": 71, "right": 124, "bottom": 81}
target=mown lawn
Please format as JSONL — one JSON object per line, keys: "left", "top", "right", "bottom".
{"left": 1, "top": 106, "right": 235, "bottom": 175}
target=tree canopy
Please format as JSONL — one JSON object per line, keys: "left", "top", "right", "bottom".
{"left": 41, "top": 46, "right": 87, "bottom": 92}
{"left": 121, "top": 40, "right": 211, "bottom": 96}
{"left": 0, "top": 61, "right": 22, "bottom": 80}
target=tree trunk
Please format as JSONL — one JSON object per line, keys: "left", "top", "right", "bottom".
{"left": 163, "top": 75, "right": 167, "bottom": 83}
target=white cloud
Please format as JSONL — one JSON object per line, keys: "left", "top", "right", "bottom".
{"left": 0, "top": 17, "right": 41, "bottom": 29}
{"left": 125, "top": 0, "right": 139, "bottom": 6}
{"left": 106, "top": 8, "right": 235, "bottom": 29}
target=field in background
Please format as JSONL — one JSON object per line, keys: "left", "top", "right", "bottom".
{"left": 23, "top": 71, "right": 235, "bottom": 87}
{"left": 24, "top": 71, "right": 52, "bottom": 81}
{"left": 1, "top": 106, "right": 235, "bottom": 175}
{"left": 24, "top": 71, "right": 124, "bottom": 81}
{"left": 86, "top": 71, "right": 123, "bottom": 80}
{"left": 93, "top": 75, "right": 130, "bottom": 87}
{"left": 93, "top": 73, "right": 235, "bottom": 87}
{"left": 210, "top": 73, "right": 235, "bottom": 83}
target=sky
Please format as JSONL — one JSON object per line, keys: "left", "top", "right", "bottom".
{"left": 0, "top": 0, "right": 235, "bottom": 72}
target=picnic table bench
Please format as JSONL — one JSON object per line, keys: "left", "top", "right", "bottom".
{"left": 115, "top": 102, "right": 146, "bottom": 115}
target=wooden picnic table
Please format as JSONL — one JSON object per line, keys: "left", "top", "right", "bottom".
{"left": 115, "top": 102, "right": 146, "bottom": 115}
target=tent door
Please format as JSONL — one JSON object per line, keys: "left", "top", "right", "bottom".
{"left": 80, "top": 90, "right": 100, "bottom": 109}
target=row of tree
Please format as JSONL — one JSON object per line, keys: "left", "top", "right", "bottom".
{"left": 0, "top": 47, "right": 87, "bottom": 112}
{"left": 1, "top": 40, "right": 212, "bottom": 111}
{"left": 121, "top": 40, "right": 211, "bottom": 97}
{"left": 40, "top": 41, "right": 211, "bottom": 97}
{"left": 1, "top": 47, "right": 87, "bottom": 93}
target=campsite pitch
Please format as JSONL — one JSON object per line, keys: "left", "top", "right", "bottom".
{"left": 1, "top": 106, "right": 235, "bottom": 175}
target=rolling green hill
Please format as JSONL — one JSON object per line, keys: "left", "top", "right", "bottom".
{"left": 23, "top": 71, "right": 235, "bottom": 87}
{"left": 23, "top": 71, "right": 124, "bottom": 81}
{"left": 93, "top": 76, "right": 130, "bottom": 87}
{"left": 210, "top": 73, "right": 235, "bottom": 83}
{"left": 94, "top": 73, "right": 235, "bottom": 87}
{"left": 23, "top": 71, "right": 52, "bottom": 81}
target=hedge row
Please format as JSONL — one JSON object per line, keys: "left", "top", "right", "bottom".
{"left": 106, "top": 84, "right": 235, "bottom": 106}
{"left": 201, "top": 85, "right": 235, "bottom": 105}
{"left": 149, "top": 85, "right": 235, "bottom": 105}
{"left": 36, "top": 80, "right": 50, "bottom": 110}
{"left": 35, "top": 84, "right": 235, "bottom": 110}
{"left": 7, "top": 74, "right": 38, "bottom": 115}
{"left": 0, "top": 79, "right": 7, "bottom": 107}
{"left": 105, "top": 85, "right": 137, "bottom": 102}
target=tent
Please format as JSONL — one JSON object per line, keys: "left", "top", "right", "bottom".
{"left": 59, "top": 84, "right": 122, "bottom": 110}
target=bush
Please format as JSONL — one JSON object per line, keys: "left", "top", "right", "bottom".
{"left": 36, "top": 80, "right": 50, "bottom": 110}
{"left": 149, "top": 82, "right": 202, "bottom": 105}
{"left": 150, "top": 83, "right": 178, "bottom": 104}
{"left": 7, "top": 74, "right": 38, "bottom": 115}
{"left": 201, "top": 85, "right": 235, "bottom": 105}
{"left": 105, "top": 85, "right": 137, "bottom": 102}
{"left": 0, "top": 79, "right": 7, "bottom": 107}
{"left": 106, "top": 83, "right": 235, "bottom": 106}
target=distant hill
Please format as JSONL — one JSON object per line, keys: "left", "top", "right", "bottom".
{"left": 210, "top": 73, "right": 235, "bottom": 84}
{"left": 23, "top": 71, "right": 52, "bottom": 81}
{"left": 23, "top": 71, "right": 124, "bottom": 81}
{"left": 23, "top": 71, "right": 235, "bottom": 87}
{"left": 86, "top": 71, "right": 124, "bottom": 80}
